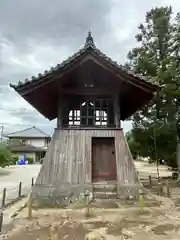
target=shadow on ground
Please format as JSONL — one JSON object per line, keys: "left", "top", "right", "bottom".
{"left": 2, "top": 204, "right": 180, "bottom": 240}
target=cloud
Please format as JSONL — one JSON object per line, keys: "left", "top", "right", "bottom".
{"left": 0, "top": 0, "right": 112, "bottom": 49}
{"left": 0, "top": 0, "right": 180, "bottom": 134}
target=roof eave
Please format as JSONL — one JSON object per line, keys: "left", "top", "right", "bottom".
{"left": 9, "top": 32, "right": 159, "bottom": 95}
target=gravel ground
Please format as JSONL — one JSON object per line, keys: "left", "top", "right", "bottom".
{"left": 2, "top": 204, "right": 180, "bottom": 239}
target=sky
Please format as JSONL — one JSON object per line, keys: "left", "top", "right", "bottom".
{"left": 0, "top": 0, "right": 180, "bottom": 135}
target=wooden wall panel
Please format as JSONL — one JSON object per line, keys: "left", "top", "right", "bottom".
{"left": 35, "top": 128, "right": 140, "bottom": 190}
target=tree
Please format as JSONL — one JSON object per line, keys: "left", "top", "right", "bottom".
{"left": 125, "top": 6, "right": 180, "bottom": 169}
{"left": 127, "top": 123, "right": 177, "bottom": 167}
{"left": 0, "top": 144, "right": 11, "bottom": 167}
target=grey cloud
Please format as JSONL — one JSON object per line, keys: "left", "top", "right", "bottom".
{"left": 9, "top": 109, "right": 47, "bottom": 124}
{"left": 0, "top": 0, "right": 114, "bottom": 87}
{"left": 1, "top": 106, "right": 56, "bottom": 135}
{"left": 0, "top": 0, "right": 112, "bottom": 48}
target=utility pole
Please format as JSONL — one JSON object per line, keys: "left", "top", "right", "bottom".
{"left": 0, "top": 124, "right": 4, "bottom": 143}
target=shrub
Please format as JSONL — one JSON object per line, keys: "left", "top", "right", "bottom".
{"left": 0, "top": 144, "right": 12, "bottom": 167}
{"left": 165, "top": 154, "right": 177, "bottom": 168}
{"left": 26, "top": 157, "right": 34, "bottom": 164}
{"left": 11, "top": 156, "right": 19, "bottom": 165}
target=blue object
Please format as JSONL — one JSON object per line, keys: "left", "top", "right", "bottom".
{"left": 23, "top": 155, "right": 26, "bottom": 162}
{"left": 16, "top": 155, "right": 27, "bottom": 165}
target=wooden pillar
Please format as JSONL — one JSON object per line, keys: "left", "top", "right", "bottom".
{"left": 114, "top": 95, "right": 121, "bottom": 128}
{"left": 57, "top": 97, "right": 64, "bottom": 128}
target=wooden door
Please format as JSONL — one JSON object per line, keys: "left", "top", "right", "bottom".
{"left": 92, "top": 137, "right": 116, "bottom": 182}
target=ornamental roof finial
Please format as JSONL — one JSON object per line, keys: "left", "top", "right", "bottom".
{"left": 84, "top": 31, "right": 95, "bottom": 48}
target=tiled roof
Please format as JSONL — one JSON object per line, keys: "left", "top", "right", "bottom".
{"left": 8, "top": 144, "right": 44, "bottom": 152}
{"left": 10, "top": 31, "right": 158, "bottom": 91}
{"left": 4, "top": 126, "right": 50, "bottom": 138}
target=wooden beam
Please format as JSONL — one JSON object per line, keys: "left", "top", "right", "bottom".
{"left": 89, "top": 53, "right": 157, "bottom": 93}
{"left": 114, "top": 95, "right": 121, "bottom": 128}
{"left": 59, "top": 87, "right": 118, "bottom": 96}
{"left": 57, "top": 98, "right": 64, "bottom": 128}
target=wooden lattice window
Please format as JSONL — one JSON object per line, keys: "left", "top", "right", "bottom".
{"left": 69, "top": 110, "right": 81, "bottom": 126}
{"left": 95, "top": 110, "right": 107, "bottom": 126}
{"left": 68, "top": 98, "right": 114, "bottom": 127}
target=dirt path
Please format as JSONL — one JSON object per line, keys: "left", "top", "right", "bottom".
{"left": 144, "top": 188, "right": 177, "bottom": 215}
{"left": 1, "top": 197, "right": 28, "bottom": 233}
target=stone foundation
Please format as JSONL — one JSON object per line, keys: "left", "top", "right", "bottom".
{"left": 31, "top": 183, "right": 142, "bottom": 207}
{"left": 32, "top": 183, "right": 93, "bottom": 207}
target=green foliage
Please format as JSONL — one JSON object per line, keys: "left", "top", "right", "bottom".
{"left": 26, "top": 157, "right": 34, "bottom": 164}
{"left": 0, "top": 144, "right": 12, "bottom": 167}
{"left": 11, "top": 156, "right": 19, "bottom": 165}
{"left": 127, "top": 124, "right": 177, "bottom": 167}
{"left": 125, "top": 6, "right": 180, "bottom": 167}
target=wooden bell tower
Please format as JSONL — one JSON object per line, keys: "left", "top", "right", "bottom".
{"left": 10, "top": 32, "right": 158, "bottom": 205}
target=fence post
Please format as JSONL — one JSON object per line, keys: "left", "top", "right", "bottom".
{"left": 18, "top": 182, "right": 22, "bottom": 198}
{"left": 0, "top": 211, "right": 3, "bottom": 233}
{"left": 158, "top": 182, "right": 163, "bottom": 195}
{"left": 149, "top": 175, "right": 152, "bottom": 186}
{"left": 166, "top": 180, "right": 170, "bottom": 197}
{"left": 1, "top": 188, "right": 6, "bottom": 208}
{"left": 27, "top": 194, "right": 32, "bottom": 219}
{"left": 31, "top": 178, "right": 34, "bottom": 187}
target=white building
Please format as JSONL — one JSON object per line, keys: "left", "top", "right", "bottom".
{"left": 4, "top": 126, "right": 51, "bottom": 163}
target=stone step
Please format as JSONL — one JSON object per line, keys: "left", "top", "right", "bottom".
{"left": 93, "top": 191, "right": 117, "bottom": 199}
{"left": 92, "top": 182, "right": 117, "bottom": 199}
{"left": 91, "top": 199, "right": 119, "bottom": 208}
{"left": 93, "top": 186, "right": 117, "bottom": 193}
{"left": 93, "top": 183, "right": 117, "bottom": 192}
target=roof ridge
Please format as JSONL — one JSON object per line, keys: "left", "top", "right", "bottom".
{"left": 4, "top": 126, "right": 33, "bottom": 136}
{"left": 84, "top": 31, "right": 96, "bottom": 48}
{"left": 32, "top": 126, "right": 50, "bottom": 137}
{"left": 4, "top": 126, "right": 50, "bottom": 137}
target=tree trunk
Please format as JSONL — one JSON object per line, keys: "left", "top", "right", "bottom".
{"left": 176, "top": 141, "right": 180, "bottom": 182}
